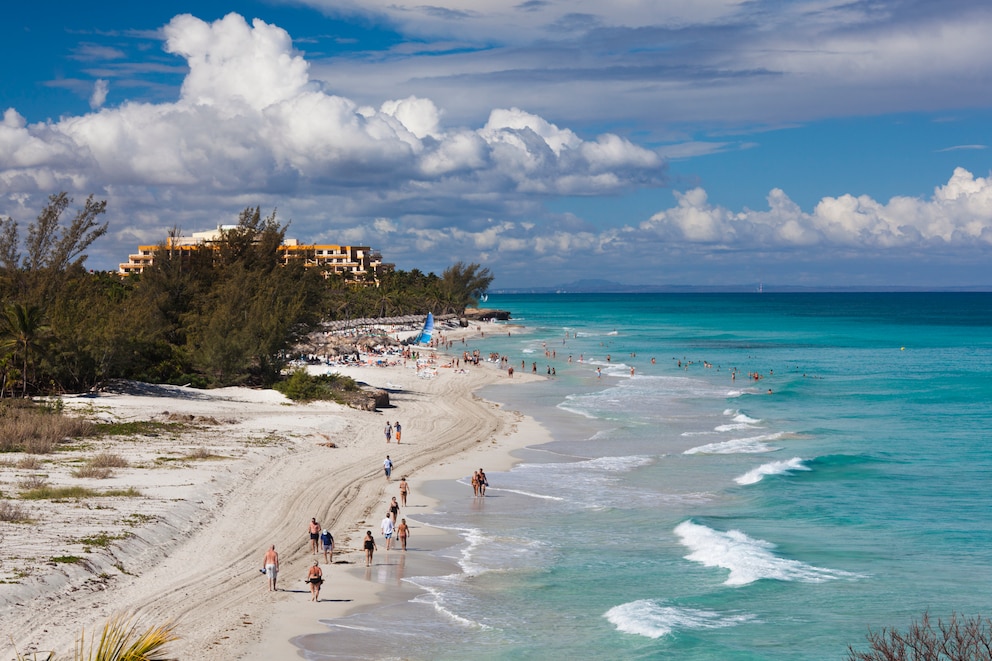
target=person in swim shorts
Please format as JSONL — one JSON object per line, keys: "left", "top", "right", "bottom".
{"left": 262, "top": 544, "right": 279, "bottom": 591}
{"left": 308, "top": 517, "right": 320, "bottom": 554}
{"left": 397, "top": 518, "right": 410, "bottom": 551}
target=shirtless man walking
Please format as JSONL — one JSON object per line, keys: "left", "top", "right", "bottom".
{"left": 262, "top": 545, "right": 279, "bottom": 591}
{"left": 308, "top": 517, "right": 321, "bottom": 554}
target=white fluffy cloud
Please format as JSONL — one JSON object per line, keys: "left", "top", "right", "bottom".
{"left": 0, "top": 13, "right": 661, "bottom": 202}
{"left": 2, "top": 11, "right": 991, "bottom": 288}
{"left": 640, "top": 167, "right": 992, "bottom": 249}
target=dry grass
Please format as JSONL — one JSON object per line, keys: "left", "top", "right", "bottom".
{"left": 90, "top": 452, "right": 129, "bottom": 468}
{"left": 72, "top": 466, "right": 113, "bottom": 479}
{"left": 19, "top": 475, "right": 48, "bottom": 490}
{"left": 72, "top": 452, "right": 130, "bottom": 479}
{"left": 0, "top": 500, "right": 31, "bottom": 523}
{"left": 15, "top": 456, "right": 43, "bottom": 470}
{"left": 0, "top": 404, "right": 94, "bottom": 454}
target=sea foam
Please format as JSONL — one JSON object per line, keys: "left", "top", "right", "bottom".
{"left": 604, "top": 599, "right": 755, "bottom": 639}
{"left": 683, "top": 432, "right": 785, "bottom": 455}
{"left": 734, "top": 457, "right": 810, "bottom": 485}
{"left": 674, "top": 520, "right": 854, "bottom": 586}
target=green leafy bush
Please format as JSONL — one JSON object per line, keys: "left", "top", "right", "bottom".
{"left": 273, "top": 369, "right": 359, "bottom": 402}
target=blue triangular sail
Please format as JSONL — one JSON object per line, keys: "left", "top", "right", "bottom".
{"left": 416, "top": 312, "right": 434, "bottom": 345}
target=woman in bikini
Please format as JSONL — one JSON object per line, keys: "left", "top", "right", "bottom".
{"left": 397, "top": 518, "right": 410, "bottom": 551}
{"left": 307, "top": 560, "right": 323, "bottom": 602}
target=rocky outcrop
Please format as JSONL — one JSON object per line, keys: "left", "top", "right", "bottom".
{"left": 462, "top": 308, "right": 512, "bottom": 321}
{"left": 339, "top": 386, "right": 390, "bottom": 411}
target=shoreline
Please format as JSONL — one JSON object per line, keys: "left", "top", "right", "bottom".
{"left": 245, "top": 349, "right": 553, "bottom": 660}
{"left": 0, "top": 321, "right": 548, "bottom": 660}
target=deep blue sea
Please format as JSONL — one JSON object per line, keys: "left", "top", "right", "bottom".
{"left": 307, "top": 293, "right": 992, "bottom": 660}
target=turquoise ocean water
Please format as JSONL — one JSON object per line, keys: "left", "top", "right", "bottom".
{"left": 304, "top": 293, "right": 992, "bottom": 660}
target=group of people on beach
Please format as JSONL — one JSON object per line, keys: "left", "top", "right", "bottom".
{"left": 365, "top": 477, "right": 412, "bottom": 566}
{"left": 384, "top": 420, "right": 402, "bottom": 443}
{"left": 265, "top": 477, "right": 415, "bottom": 601}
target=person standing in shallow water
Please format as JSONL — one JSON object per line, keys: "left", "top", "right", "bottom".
{"left": 478, "top": 468, "right": 489, "bottom": 496}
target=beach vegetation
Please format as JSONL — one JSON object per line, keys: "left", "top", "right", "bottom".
{"left": 21, "top": 485, "right": 96, "bottom": 500}
{"left": 71, "top": 466, "right": 113, "bottom": 479}
{"left": 274, "top": 368, "right": 360, "bottom": 403}
{"left": 88, "top": 452, "right": 129, "bottom": 468}
{"left": 0, "top": 500, "right": 31, "bottom": 522}
{"left": 50, "top": 555, "right": 83, "bottom": 564}
{"left": 847, "top": 611, "right": 992, "bottom": 660}
{"left": 16, "top": 456, "right": 44, "bottom": 469}
{"left": 75, "top": 532, "right": 131, "bottom": 550}
{"left": 12, "top": 611, "right": 179, "bottom": 661}
{"left": 182, "top": 447, "right": 221, "bottom": 460}
{"left": 0, "top": 399, "right": 94, "bottom": 453}
{"left": 92, "top": 420, "right": 181, "bottom": 437}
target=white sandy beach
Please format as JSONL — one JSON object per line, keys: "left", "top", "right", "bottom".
{"left": 1, "top": 326, "right": 549, "bottom": 660}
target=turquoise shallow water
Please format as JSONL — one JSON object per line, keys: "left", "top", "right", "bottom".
{"left": 302, "top": 293, "right": 992, "bottom": 660}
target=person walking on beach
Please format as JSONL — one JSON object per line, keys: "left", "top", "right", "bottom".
{"left": 262, "top": 544, "right": 279, "bottom": 591}
{"left": 308, "top": 517, "right": 321, "bottom": 554}
{"left": 381, "top": 511, "right": 395, "bottom": 550}
{"left": 384, "top": 421, "right": 392, "bottom": 443}
{"left": 478, "top": 469, "right": 489, "bottom": 496}
{"left": 307, "top": 560, "right": 323, "bottom": 602}
{"left": 389, "top": 496, "right": 400, "bottom": 523}
{"left": 397, "top": 518, "right": 410, "bottom": 551}
{"left": 363, "top": 530, "right": 377, "bottom": 566}
{"left": 471, "top": 470, "right": 480, "bottom": 496}
{"left": 394, "top": 421, "right": 402, "bottom": 444}
{"left": 383, "top": 455, "right": 393, "bottom": 481}
{"left": 320, "top": 528, "right": 334, "bottom": 563}
{"left": 399, "top": 477, "right": 410, "bottom": 506}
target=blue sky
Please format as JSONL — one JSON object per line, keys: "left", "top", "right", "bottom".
{"left": 2, "top": 0, "right": 992, "bottom": 289}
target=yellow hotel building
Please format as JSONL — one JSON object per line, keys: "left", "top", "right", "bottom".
{"left": 118, "top": 226, "right": 386, "bottom": 280}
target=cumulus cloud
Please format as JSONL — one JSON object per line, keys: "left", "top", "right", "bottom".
{"left": 2, "top": 11, "right": 991, "bottom": 289}
{"left": 640, "top": 168, "right": 992, "bottom": 249}
{"left": 0, "top": 13, "right": 661, "bottom": 198}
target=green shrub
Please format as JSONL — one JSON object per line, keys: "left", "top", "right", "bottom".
{"left": 21, "top": 485, "right": 98, "bottom": 500}
{"left": 274, "top": 369, "right": 359, "bottom": 402}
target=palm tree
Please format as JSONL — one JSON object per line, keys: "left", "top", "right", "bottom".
{"left": 0, "top": 302, "right": 50, "bottom": 397}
